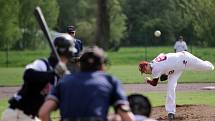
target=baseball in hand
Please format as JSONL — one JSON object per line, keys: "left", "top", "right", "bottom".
{"left": 145, "top": 77, "right": 151, "bottom": 81}
{"left": 154, "top": 30, "right": 161, "bottom": 37}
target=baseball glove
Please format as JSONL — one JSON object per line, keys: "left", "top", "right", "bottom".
{"left": 160, "top": 74, "right": 168, "bottom": 81}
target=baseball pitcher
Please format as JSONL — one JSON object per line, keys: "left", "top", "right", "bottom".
{"left": 138, "top": 51, "right": 214, "bottom": 121}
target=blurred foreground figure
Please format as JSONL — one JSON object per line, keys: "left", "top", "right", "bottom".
{"left": 39, "top": 46, "right": 134, "bottom": 121}
{"left": 128, "top": 94, "right": 157, "bottom": 121}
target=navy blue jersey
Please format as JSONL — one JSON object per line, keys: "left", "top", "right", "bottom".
{"left": 74, "top": 39, "right": 83, "bottom": 57}
{"left": 47, "top": 71, "right": 128, "bottom": 121}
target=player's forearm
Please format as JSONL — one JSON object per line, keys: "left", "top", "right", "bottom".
{"left": 146, "top": 77, "right": 159, "bottom": 86}
{"left": 39, "top": 100, "right": 57, "bottom": 121}
{"left": 39, "top": 108, "right": 51, "bottom": 121}
{"left": 39, "top": 115, "right": 51, "bottom": 121}
{"left": 117, "top": 109, "right": 135, "bottom": 121}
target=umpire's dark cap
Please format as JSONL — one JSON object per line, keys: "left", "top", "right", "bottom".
{"left": 67, "top": 25, "right": 76, "bottom": 33}
{"left": 80, "top": 46, "right": 108, "bottom": 71}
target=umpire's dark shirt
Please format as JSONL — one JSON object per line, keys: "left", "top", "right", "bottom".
{"left": 47, "top": 71, "right": 128, "bottom": 121}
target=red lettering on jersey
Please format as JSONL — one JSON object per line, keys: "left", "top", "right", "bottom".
{"left": 155, "top": 55, "right": 167, "bottom": 62}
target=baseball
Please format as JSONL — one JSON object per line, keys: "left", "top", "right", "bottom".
{"left": 154, "top": 30, "right": 161, "bottom": 37}
{"left": 145, "top": 77, "right": 151, "bottom": 80}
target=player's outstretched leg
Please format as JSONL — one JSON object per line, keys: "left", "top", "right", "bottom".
{"left": 185, "top": 52, "right": 214, "bottom": 71}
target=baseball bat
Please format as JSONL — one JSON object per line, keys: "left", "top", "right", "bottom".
{"left": 34, "top": 6, "right": 60, "bottom": 61}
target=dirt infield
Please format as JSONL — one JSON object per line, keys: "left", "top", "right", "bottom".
{"left": 1, "top": 83, "right": 215, "bottom": 121}
{"left": 108, "top": 104, "right": 215, "bottom": 121}
{"left": 123, "top": 83, "right": 215, "bottom": 93}
{"left": 1, "top": 83, "right": 215, "bottom": 99}
{"left": 125, "top": 83, "right": 215, "bottom": 121}
{"left": 151, "top": 104, "right": 215, "bottom": 121}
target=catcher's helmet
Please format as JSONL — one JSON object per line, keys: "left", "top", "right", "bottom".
{"left": 54, "top": 34, "right": 77, "bottom": 58}
{"left": 128, "top": 94, "right": 152, "bottom": 117}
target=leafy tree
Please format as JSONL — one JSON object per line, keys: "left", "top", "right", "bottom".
{"left": 95, "top": 0, "right": 110, "bottom": 50}
{"left": 15, "top": 0, "right": 59, "bottom": 50}
{"left": 123, "top": 0, "right": 189, "bottom": 46}
{"left": 123, "top": 0, "right": 215, "bottom": 47}
{"left": 57, "top": 0, "right": 96, "bottom": 45}
{"left": 96, "top": 0, "right": 127, "bottom": 50}
{"left": 108, "top": 0, "right": 127, "bottom": 51}
{"left": 57, "top": 0, "right": 126, "bottom": 50}
{"left": 0, "top": 0, "right": 21, "bottom": 50}
{"left": 191, "top": 0, "right": 215, "bottom": 46}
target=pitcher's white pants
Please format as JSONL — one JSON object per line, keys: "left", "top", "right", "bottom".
{"left": 165, "top": 71, "right": 182, "bottom": 114}
{"left": 2, "top": 108, "right": 41, "bottom": 121}
{"left": 165, "top": 52, "right": 214, "bottom": 114}
{"left": 183, "top": 51, "right": 214, "bottom": 71}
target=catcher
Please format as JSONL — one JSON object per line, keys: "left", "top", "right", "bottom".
{"left": 128, "top": 94, "right": 157, "bottom": 121}
{"left": 138, "top": 51, "right": 214, "bottom": 121}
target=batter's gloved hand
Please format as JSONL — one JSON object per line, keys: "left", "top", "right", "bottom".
{"left": 54, "top": 61, "right": 70, "bottom": 77}
{"left": 160, "top": 74, "right": 168, "bottom": 81}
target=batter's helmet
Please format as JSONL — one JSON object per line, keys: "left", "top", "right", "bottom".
{"left": 54, "top": 34, "right": 77, "bottom": 58}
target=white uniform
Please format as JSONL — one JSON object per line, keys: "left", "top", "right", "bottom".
{"left": 2, "top": 108, "right": 41, "bottom": 121}
{"left": 150, "top": 51, "right": 214, "bottom": 114}
{"left": 174, "top": 41, "right": 188, "bottom": 52}
{"left": 26, "top": 59, "right": 50, "bottom": 71}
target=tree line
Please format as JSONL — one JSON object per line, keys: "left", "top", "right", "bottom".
{"left": 0, "top": 0, "right": 215, "bottom": 51}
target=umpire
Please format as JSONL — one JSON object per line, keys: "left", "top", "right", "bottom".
{"left": 66, "top": 25, "right": 83, "bottom": 73}
{"left": 39, "top": 46, "right": 134, "bottom": 121}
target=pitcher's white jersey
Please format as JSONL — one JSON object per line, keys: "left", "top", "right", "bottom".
{"left": 149, "top": 51, "right": 214, "bottom": 114}
{"left": 150, "top": 51, "right": 214, "bottom": 79}
{"left": 150, "top": 52, "right": 185, "bottom": 78}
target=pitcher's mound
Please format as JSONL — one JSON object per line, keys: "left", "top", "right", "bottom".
{"left": 151, "top": 104, "right": 215, "bottom": 121}
{"left": 201, "top": 86, "right": 215, "bottom": 90}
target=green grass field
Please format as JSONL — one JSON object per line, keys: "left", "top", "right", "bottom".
{"left": 0, "top": 50, "right": 49, "bottom": 67}
{"left": 0, "top": 46, "right": 214, "bottom": 86}
{"left": 108, "top": 46, "right": 215, "bottom": 65}
{"left": 0, "top": 65, "right": 215, "bottom": 86}
{"left": 143, "top": 91, "right": 215, "bottom": 107}
{"left": 0, "top": 91, "right": 215, "bottom": 120}
{"left": 0, "top": 46, "right": 215, "bottom": 67}
{"left": 0, "top": 46, "right": 214, "bottom": 119}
